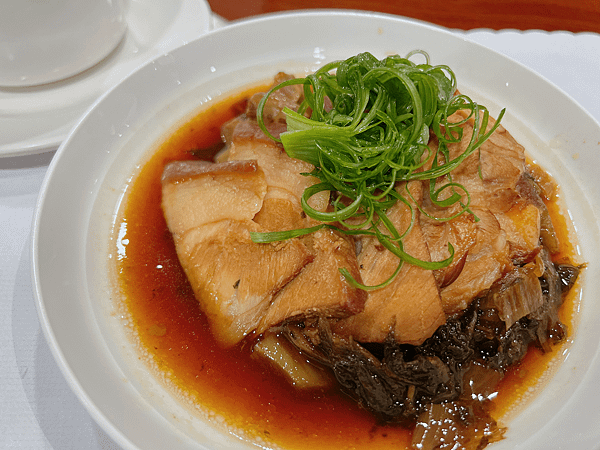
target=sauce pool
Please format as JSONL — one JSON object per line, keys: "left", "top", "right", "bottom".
{"left": 114, "top": 87, "right": 580, "bottom": 449}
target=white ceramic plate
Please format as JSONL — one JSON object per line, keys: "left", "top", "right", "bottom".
{"left": 0, "top": 0, "right": 211, "bottom": 158}
{"left": 32, "top": 10, "right": 600, "bottom": 450}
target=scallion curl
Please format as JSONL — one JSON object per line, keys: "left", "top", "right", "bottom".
{"left": 253, "top": 51, "right": 504, "bottom": 289}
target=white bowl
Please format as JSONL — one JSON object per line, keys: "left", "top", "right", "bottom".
{"left": 32, "top": 10, "right": 600, "bottom": 450}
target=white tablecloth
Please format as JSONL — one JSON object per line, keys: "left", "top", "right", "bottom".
{"left": 1, "top": 17, "right": 599, "bottom": 449}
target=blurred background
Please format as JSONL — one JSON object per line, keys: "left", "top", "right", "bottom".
{"left": 207, "top": 0, "right": 600, "bottom": 33}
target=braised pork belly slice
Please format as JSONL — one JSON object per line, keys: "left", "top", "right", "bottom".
{"left": 221, "top": 72, "right": 303, "bottom": 144}
{"left": 220, "top": 137, "right": 329, "bottom": 213}
{"left": 494, "top": 202, "right": 541, "bottom": 261}
{"left": 421, "top": 213, "right": 477, "bottom": 290}
{"left": 215, "top": 130, "right": 367, "bottom": 333}
{"left": 178, "top": 220, "right": 311, "bottom": 347}
{"left": 423, "top": 208, "right": 514, "bottom": 314}
{"left": 431, "top": 111, "right": 525, "bottom": 214}
{"left": 162, "top": 159, "right": 313, "bottom": 347}
{"left": 250, "top": 184, "right": 366, "bottom": 332}
{"left": 161, "top": 160, "right": 267, "bottom": 236}
{"left": 257, "top": 228, "right": 367, "bottom": 334}
{"left": 253, "top": 188, "right": 307, "bottom": 231}
{"left": 226, "top": 139, "right": 366, "bottom": 333}
{"left": 221, "top": 113, "right": 288, "bottom": 146}
{"left": 476, "top": 116, "right": 526, "bottom": 212}
{"left": 246, "top": 72, "right": 304, "bottom": 126}
{"left": 334, "top": 182, "right": 446, "bottom": 346}
{"left": 162, "top": 148, "right": 365, "bottom": 346}
{"left": 420, "top": 112, "right": 544, "bottom": 314}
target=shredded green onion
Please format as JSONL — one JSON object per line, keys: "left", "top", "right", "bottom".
{"left": 251, "top": 51, "right": 505, "bottom": 289}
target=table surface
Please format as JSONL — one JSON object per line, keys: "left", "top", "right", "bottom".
{"left": 207, "top": 0, "right": 600, "bottom": 33}
{"left": 2, "top": 4, "right": 600, "bottom": 450}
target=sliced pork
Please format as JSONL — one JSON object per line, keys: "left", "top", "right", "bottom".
{"left": 427, "top": 111, "right": 525, "bottom": 214}
{"left": 161, "top": 160, "right": 266, "bottom": 233}
{"left": 161, "top": 159, "right": 313, "bottom": 347}
{"left": 424, "top": 208, "right": 514, "bottom": 314}
{"left": 179, "top": 220, "right": 312, "bottom": 347}
{"left": 221, "top": 72, "right": 303, "bottom": 143}
{"left": 220, "top": 138, "right": 329, "bottom": 214}
{"left": 420, "top": 112, "right": 545, "bottom": 314}
{"left": 218, "top": 114, "right": 366, "bottom": 335}
{"left": 257, "top": 228, "right": 366, "bottom": 334}
{"left": 162, "top": 108, "right": 365, "bottom": 347}
{"left": 162, "top": 74, "right": 564, "bottom": 357}
{"left": 334, "top": 181, "right": 446, "bottom": 346}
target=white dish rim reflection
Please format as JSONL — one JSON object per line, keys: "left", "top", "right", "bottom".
{"left": 32, "top": 9, "right": 600, "bottom": 450}
{"left": 0, "top": 0, "right": 212, "bottom": 158}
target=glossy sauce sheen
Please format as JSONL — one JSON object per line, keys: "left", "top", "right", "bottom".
{"left": 116, "top": 88, "right": 580, "bottom": 449}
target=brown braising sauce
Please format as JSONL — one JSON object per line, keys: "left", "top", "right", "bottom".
{"left": 115, "top": 86, "right": 581, "bottom": 449}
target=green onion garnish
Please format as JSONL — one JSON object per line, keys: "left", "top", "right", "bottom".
{"left": 252, "top": 51, "right": 505, "bottom": 289}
